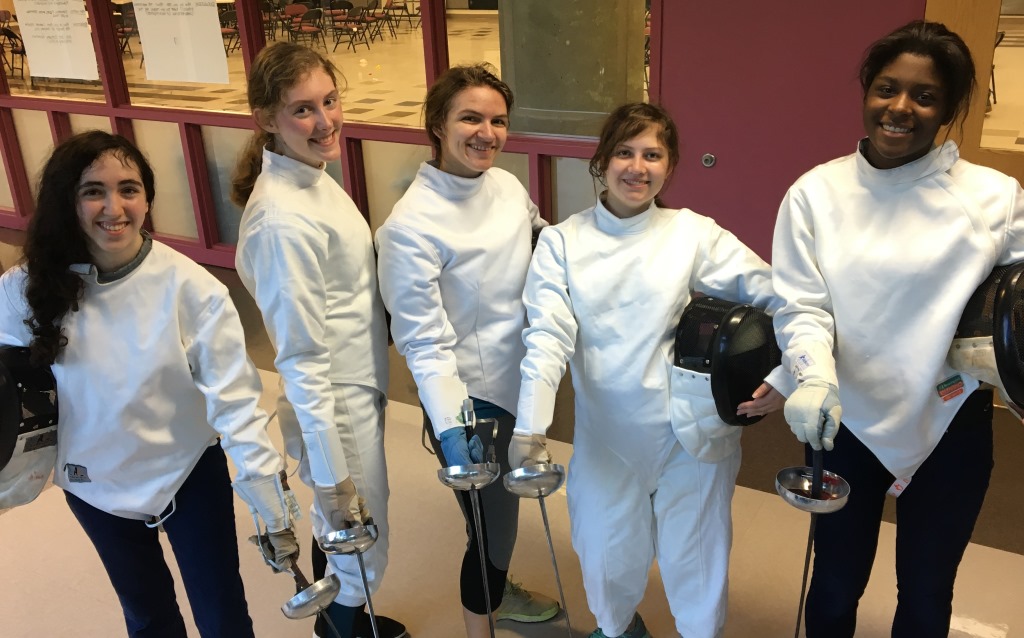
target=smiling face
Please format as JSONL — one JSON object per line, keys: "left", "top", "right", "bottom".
{"left": 862, "top": 52, "right": 947, "bottom": 169}
{"left": 436, "top": 86, "right": 509, "bottom": 178}
{"left": 259, "top": 67, "right": 342, "bottom": 167}
{"left": 602, "top": 125, "right": 671, "bottom": 219}
{"left": 76, "top": 152, "right": 149, "bottom": 272}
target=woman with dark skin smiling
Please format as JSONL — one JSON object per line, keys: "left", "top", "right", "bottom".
{"left": 772, "top": 21, "right": 1024, "bottom": 636}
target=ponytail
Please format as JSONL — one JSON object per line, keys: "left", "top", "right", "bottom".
{"left": 231, "top": 130, "right": 274, "bottom": 208}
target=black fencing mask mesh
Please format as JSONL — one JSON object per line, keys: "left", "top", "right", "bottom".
{"left": 674, "top": 296, "right": 781, "bottom": 426}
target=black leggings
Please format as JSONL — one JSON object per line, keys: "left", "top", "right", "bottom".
{"left": 426, "top": 402, "right": 519, "bottom": 615}
{"left": 805, "top": 389, "right": 994, "bottom": 637}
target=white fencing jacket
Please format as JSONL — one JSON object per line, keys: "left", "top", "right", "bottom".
{"left": 773, "top": 141, "right": 1024, "bottom": 478}
{"left": 517, "top": 199, "right": 790, "bottom": 465}
{"left": 236, "top": 149, "right": 389, "bottom": 487}
{"left": 0, "top": 241, "right": 282, "bottom": 519}
{"left": 376, "top": 162, "right": 545, "bottom": 436}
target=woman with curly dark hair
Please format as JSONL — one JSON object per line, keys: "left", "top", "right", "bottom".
{"left": 0, "top": 130, "right": 292, "bottom": 637}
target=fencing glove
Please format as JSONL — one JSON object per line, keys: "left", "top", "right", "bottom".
{"left": 249, "top": 528, "right": 300, "bottom": 572}
{"left": 313, "top": 476, "right": 370, "bottom": 531}
{"left": 784, "top": 379, "right": 841, "bottom": 451}
{"left": 439, "top": 426, "right": 484, "bottom": 468}
{"left": 233, "top": 471, "right": 300, "bottom": 571}
{"left": 509, "top": 432, "right": 551, "bottom": 469}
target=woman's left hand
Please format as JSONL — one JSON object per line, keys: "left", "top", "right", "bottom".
{"left": 736, "top": 383, "right": 784, "bottom": 418}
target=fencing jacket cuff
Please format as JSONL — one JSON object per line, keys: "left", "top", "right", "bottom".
{"left": 516, "top": 379, "right": 557, "bottom": 436}
{"left": 233, "top": 472, "right": 291, "bottom": 533}
{"left": 785, "top": 341, "right": 838, "bottom": 388}
{"left": 764, "top": 365, "right": 797, "bottom": 398}
{"left": 420, "top": 376, "right": 469, "bottom": 438}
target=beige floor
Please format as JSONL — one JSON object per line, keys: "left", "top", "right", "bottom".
{"left": 3, "top": 368, "right": 1024, "bottom": 638}
{"left": 982, "top": 15, "right": 1024, "bottom": 152}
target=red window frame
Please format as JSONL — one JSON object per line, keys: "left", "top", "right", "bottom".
{"left": 0, "top": 0, "right": 661, "bottom": 269}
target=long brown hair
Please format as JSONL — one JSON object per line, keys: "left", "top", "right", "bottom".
{"left": 23, "top": 131, "right": 155, "bottom": 365}
{"left": 230, "top": 42, "right": 343, "bottom": 208}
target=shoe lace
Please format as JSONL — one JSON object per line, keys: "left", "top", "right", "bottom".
{"left": 503, "top": 577, "right": 527, "bottom": 597}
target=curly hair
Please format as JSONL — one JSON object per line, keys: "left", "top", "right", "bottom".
{"left": 22, "top": 130, "right": 155, "bottom": 365}
{"left": 231, "top": 41, "right": 343, "bottom": 208}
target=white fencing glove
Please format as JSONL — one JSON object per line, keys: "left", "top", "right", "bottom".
{"left": 233, "top": 471, "right": 300, "bottom": 571}
{"left": 313, "top": 476, "right": 370, "bottom": 531}
{"left": 784, "top": 380, "right": 842, "bottom": 451}
{"left": 509, "top": 432, "right": 552, "bottom": 469}
{"left": 249, "top": 529, "right": 300, "bottom": 572}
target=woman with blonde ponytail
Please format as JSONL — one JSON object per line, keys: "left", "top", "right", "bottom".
{"left": 232, "top": 41, "right": 405, "bottom": 638}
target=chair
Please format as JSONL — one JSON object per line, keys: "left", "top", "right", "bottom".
{"left": 289, "top": 8, "right": 326, "bottom": 51}
{"left": 327, "top": 0, "right": 352, "bottom": 20}
{"left": 361, "top": 0, "right": 384, "bottom": 42}
{"left": 113, "top": 11, "right": 138, "bottom": 58}
{"left": 260, "top": 1, "right": 278, "bottom": 41}
{"left": 0, "top": 27, "right": 25, "bottom": 79}
{"left": 330, "top": 5, "right": 368, "bottom": 52}
{"left": 281, "top": 2, "right": 309, "bottom": 36}
{"left": 376, "top": 0, "right": 400, "bottom": 39}
{"left": 0, "top": 11, "right": 11, "bottom": 29}
{"left": 220, "top": 10, "right": 240, "bottom": 54}
{"left": 990, "top": 30, "right": 1005, "bottom": 106}
{"left": 387, "top": 1, "right": 415, "bottom": 29}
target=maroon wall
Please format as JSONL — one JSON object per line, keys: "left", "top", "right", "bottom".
{"left": 657, "top": 1, "right": 928, "bottom": 259}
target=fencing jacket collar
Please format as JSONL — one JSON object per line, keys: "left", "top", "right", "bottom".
{"left": 595, "top": 194, "right": 656, "bottom": 235}
{"left": 419, "top": 160, "right": 485, "bottom": 201}
{"left": 855, "top": 138, "right": 958, "bottom": 186}
{"left": 70, "top": 231, "right": 153, "bottom": 284}
{"left": 262, "top": 147, "right": 325, "bottom": 188}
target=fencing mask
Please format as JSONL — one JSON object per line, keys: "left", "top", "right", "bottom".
{"left": 949, "top": 262, "right": 1024, "bottom": 417}
{"left": 0, "top": 346, "right": 58, "bottom": 508}
{"left": 674, "top": 296, "right": 781, "bottom": 425}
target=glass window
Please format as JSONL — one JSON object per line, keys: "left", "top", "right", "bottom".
{"left": 201, "top": 125, "right": 251, "bottom": 245}
{"left": 981, "top": 13, "right": 1024, "bottom": 153}
{"left": 552, "top": 156, "right": 593, "bottom": 223}
{"left": 362, "top": 139, "right": 432, "bottom": 231}
{"left": 11, "top": 108, "right": 52, "bottom": 200}
{"left": 328, "top": 0, "right": 427, "bottom": 127}
{"left": 69, "top": 114, "right": 112, "bottom": 134}
{"left": 3, "top": 4, "right": 104, "bottom": 102}
{"left": 131, "top": 118, "right": 198, "bottom": 239}
{"left": 121, "top": 1, "right": 250, "bottom": 114}
{"left": 447, "top": 1, "right": 646, "bottom": 137}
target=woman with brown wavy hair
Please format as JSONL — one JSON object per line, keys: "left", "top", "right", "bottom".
{"left": 1, "top": 130, "right": 290, "bottom": 636}
{"left": 232, "top": 41, "right": 404, "bottom": 638}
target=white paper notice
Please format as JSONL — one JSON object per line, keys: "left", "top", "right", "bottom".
{"left": 12, "top": 0, "right": 99, "bottom": 80}
{"left": 133, "top": 0, "right": 228, "bottom": 84}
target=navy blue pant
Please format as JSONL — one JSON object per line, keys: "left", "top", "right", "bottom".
{"left": 805, "top": 389, "right": 994, "bottom": 637}
{"left": 65, "top": 444, "right": 255, "bottom": 638}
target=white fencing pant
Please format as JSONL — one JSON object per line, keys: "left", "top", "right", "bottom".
{"left": 567, "top": 436, "right": 740, "bottom": 638}
{"left": 277, "top": 382, "right": 391, "bottom": 607}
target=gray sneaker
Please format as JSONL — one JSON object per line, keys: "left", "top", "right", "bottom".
{"left": 494, "top": 577, "right": 559, "bottom": 623}
{"left": 588, "top": 613, "right": 652, "bottom": 638}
